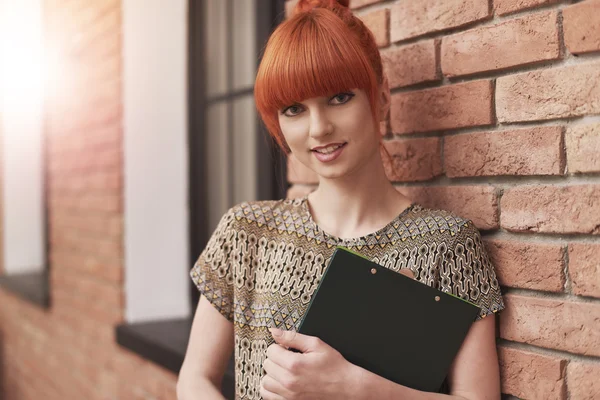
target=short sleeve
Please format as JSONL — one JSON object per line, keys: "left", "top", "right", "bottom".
{"left": 190, "top": 208, "right": 236, "bottom": 322}
{"left": 443, "top": 220, "right": 505, "bottom": 321}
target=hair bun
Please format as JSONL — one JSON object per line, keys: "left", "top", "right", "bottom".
{"left": 294, "top": 0, "right": 350, "bottom": 14}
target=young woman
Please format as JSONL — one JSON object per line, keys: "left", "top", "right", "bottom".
{"left": 177, "top": 1, "right": 505, "bottom": 399}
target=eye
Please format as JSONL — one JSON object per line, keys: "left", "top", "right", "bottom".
{"left": 281, "top": 104, "right": 303, "bottom": 117}
{"left": 330, "top": 92, "right": 354, "bottom": 105}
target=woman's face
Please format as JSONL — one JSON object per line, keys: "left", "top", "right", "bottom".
{"left": 278, "top": 88, "right": 381, "bottom": 180}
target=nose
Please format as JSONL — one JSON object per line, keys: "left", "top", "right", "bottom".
{"left": 308, "top": 108, "right": 333, "bottom": 139}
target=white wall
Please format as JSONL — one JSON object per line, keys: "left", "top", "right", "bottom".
{"left": 0, "top": 0, "right": 45, "bottom": 275}
{"left": 122, "top": 0, "right": 190, "bottom": 322}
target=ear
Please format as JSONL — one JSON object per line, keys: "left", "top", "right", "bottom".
{"left": 378, "top": 74, "right": 391, "bottom": 124}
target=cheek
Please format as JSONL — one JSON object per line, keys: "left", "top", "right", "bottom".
{"left": 279, "top": 120, "right": 308, "bottom": 149}
{"left": 333, "top": 107, "right": 374, "bottom": 139}
{"left": 357, "top": 105, "right": 376, "bottom": 129}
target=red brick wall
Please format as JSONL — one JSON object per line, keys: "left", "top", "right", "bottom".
{"left": 0, "top": 1, "right": 178, "bottom": 399}
{"left": 286, "top": 0, "right": 600, "bottom": 399}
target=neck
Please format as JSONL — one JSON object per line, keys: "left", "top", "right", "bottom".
{"left": 306, "top": 148, "right": 411, "bottom": 239}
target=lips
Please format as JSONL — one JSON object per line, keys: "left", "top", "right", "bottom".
{"left": 311, "top": 142, "right": 346, "bottom": 153}
{"left": 312, "top": 142, "right": 347, "bottom": 162}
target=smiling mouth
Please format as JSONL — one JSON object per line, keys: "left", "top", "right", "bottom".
{"left": 312, "top": 143, "right": 347, "bottom": 154}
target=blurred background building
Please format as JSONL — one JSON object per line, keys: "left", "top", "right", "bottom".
{"left": 0, "top": 0, "right": 599, "bottom": 399}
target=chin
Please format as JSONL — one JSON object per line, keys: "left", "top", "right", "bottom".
{"left": 313, "top": 165, "right": 352, "bottom": 180}
{"left": 318, "top": 171, "right": 345, "bottom": 180}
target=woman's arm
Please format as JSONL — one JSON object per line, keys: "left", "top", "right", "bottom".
{"left": 177, "top": 295, "right": 235, "bottom": 400}
{"left": 351, "top": 316, "right": 501, "bottom": 400}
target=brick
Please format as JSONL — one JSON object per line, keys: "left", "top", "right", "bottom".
{"left": 288, "top": 0, "right": 381, "bottom": 16}
{"left": 285, "top": 0, "right": 298, "bottom": 18}
{"left": 52, "top": 305, "right": 115, "bottom": 343}
{"left": 563, "top": 0, "right": 600, "bottom": 55}
{"left": 50, "top": 231, "right": 122, "bottom": 260}
{"left": 444, "top": 127, "right": 563, "bottom": 177}
{"left": 50, "top": 250, "right": 123, "bottom": 283}
{"left": 391, "top": 0, "right": 489, "bottom": 42}
{"left": 96, "top": 370, "right": 119, "bottom": 399}
{"left": 50, "top": 169, "right": 122, "bottom": 192}
{"left": 566, "top": 122, "right": 600, "bottom": 174}
{"left": 352, "top": 0, "right": 384, "bottom": 9}
{"left": 51, "top": 211, "right": 122, "bottom": 237}
{"left": 61, "top": 102, "right": 122, "bottom": 133}
{"left": 567, "top": 362, "right": 600, "bottom": 400}
{"left": 49, "top": 192, "right": 122, "bottom": 213}
{"left": 72, "top": 25, "right": 121, "bottom": 63}
{"left": 390, "top": 80, "right": 493, "bottom": 134}
{"left": 493, "top": 0, "right": 559, "bottom": 16}
{"left": 359, "top": 8, "right": 390, "bottom": 47}
{"left": 485, "top": 239, "right": 565, "bottom": 292}
{"left": 72, "top": 0, "right": 118, "bottom": 24}
{"left": 49, "top": 147, "right": 121, "bottom": 173}
{"left": 106, "top": 349, "right": 147, "bottom": 378}
{"left": 568, "top": 243, "right": 600, "bottom": 298}
{"left": 86, "top": 123, "right": 122, "bottom": 149}
{"left": 442, "top": 11, "right": 560, "bottom": 78}
{"left": 52, "top": 290, "right": 122, "bottom": 325}
{"left": 75, "top": 76, "right": 120, "bottom": 108}
{"left": 501, "top": 184, "right": 600, "bottom": 234}
{"left": 71, "top": 11, "right": 120, "bottom": 58}
{"left": 51, "top": 260, "right": 123, "bottom": 309}
{"left": 48, "top": 122, "right": 117, "bottom": 155}
{"left": 498, "top": 347, "right": 566, "bottom": 400}
{"left": 82, "top": 53, "right": 121, "bottom": 83}
{"left": 380, "top": 119, "right": 388, "bottom": 137}
{"left": 382, "top": 137, "right": 442, "bottom": 182}
{"left": 496, "top": 62, "right": 600, "bottom": 123}
{"left": 396, "top": 185, "right": 498, "bottom": 230}
{"left": 499, "top": 294, "right": 600, "bottom": 356}
{"left": 287, "top": 154, "right": 317, "bottom": 184}
{"left": 382, "top": 40, "right": 439, "bottom": 89}
{"left": 71, "top": 8, "right": 121, "bottom": 53}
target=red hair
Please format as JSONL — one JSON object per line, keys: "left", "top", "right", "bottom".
{"left": 254, "top": 0, "right": 386, "bottom": 156}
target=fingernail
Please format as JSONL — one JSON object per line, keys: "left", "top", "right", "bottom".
{"left": 269, "top": 327, "right": 283, "bottom": 337}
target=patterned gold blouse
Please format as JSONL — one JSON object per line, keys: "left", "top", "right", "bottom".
{"left": 190, "top": 194, "right": 505, "bottom": 399}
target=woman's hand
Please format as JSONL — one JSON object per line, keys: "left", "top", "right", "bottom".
{"left": 259, "top": 270, "right": 414, "bottom": 400}
{"left": 260, "top": 328, "right": 362, "bottom": 400}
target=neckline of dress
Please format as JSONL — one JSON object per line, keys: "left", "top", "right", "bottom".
{"left": 299, "top": 194, "right": 416, "bottom": 244}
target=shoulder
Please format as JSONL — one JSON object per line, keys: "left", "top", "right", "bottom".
{"left": 406, "top": 203, "right": 476, "bottom": 239}
{"left": 230, "top": 197, "right": 301, "bottom": 223}
{"left": 232, "top": 198, "right": 289, "bottom": 213}
{"left": 407, "top": 205, "right": 490, "bottom": 265}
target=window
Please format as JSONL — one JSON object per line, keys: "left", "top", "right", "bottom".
{"left": 0, "top": 0, "right": 49, "bottom": 308}
{"left": 189, "top": 0, "right": 288, "bottom": 309}
{"left": 116, "top": 3, "right": 287, "bottom": 397}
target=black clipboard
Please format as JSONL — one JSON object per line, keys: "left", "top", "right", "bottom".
{"left": 296, "top": 246, "right": 481, "bottom": 393}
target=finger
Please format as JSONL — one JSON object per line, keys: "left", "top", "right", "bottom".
{"left": 266, "top": 343, "right": 302, "bottom": 371}
{"left": 259, "top": 386, "right": 286, "bottom": 400}
{"left": 270, "top": 328, "right": 320, "bottom": 353}
{"left": 263, "top": 357, "right": 296, "bottom": 389}
{"left": 260, "top": 374, "right": 288, "bottom": 400}
{"left": 399, "top": 268, "right": 415, "bottom": 279}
